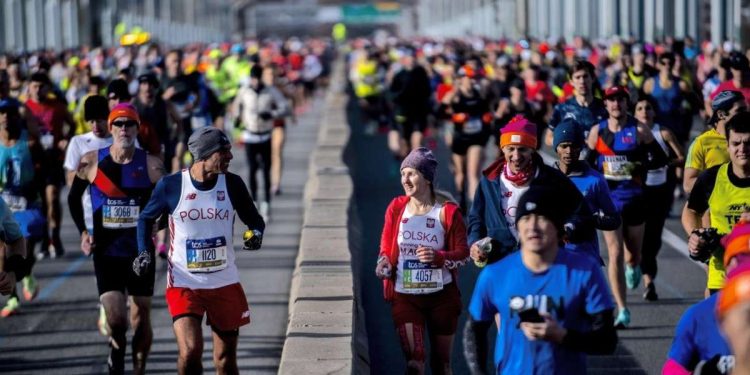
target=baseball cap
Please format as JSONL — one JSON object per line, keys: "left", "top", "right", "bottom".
{"left": 603, "top": 85, "right": 630, "bottom": 100}
{"left": 708, "top": 90, "right": 745, "bottom": 125}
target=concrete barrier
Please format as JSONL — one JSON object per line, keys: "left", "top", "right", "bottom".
{"left": 279, "top": 59, "right": 364, "bottom": 374}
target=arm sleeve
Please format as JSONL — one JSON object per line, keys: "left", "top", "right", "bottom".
{"left": 463, "top": 317, "right": 492, "bottom": 375}
{"left": 560, "top": 309, "right": 617, "bottom": 355}
{"left": 137, "top": 178, "right": 169, "bottom": 251}
{"left": 560, "top": 260, "right": 617, "bottom": 354}
{"left": 227, "top": 174, "right": 265, "bottom": 232}
{"left": 67, "top": 175, "right": 89, "bottom": 235}
{"left": 687, "top": 167, "right": 718, "bottom": 214}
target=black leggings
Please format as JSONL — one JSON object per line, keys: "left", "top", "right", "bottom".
{"left": 641, "top": 181, "right": 675, "bottom": 279}
{"left": 244, "top": 140, "right": 272, "bottom": 203}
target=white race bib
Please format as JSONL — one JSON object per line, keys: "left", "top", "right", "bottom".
{"left": 186, "top": 236, "right": 228, "bottom": 273}
{"left": 400, "top": 258, "right": 443, "bottom": 293}
{"left": 463, "top": 118, "right": 483, "bottom": 134}
{"left": 102, "top": 198, "right": 139, "bottom": 228}
{"left": 602, "top": 155, "right": 633, "bottom": 181}
{"left": 1, "top": 192, "right": 27, "bottom": 212}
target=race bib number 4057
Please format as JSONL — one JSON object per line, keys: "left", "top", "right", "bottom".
{"left": 186, "top": 236, "right": 228, "bottom": 273}
{"left": 401, "top": 259, "right": 443, "bottom": 292}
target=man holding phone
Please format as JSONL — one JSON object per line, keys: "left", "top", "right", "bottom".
{"left": 463, "top": 186, "right": 617, "bottom": 374}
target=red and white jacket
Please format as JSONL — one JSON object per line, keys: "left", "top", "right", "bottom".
{"left": 378, "top": 196, "right": 470, "bottom": 301}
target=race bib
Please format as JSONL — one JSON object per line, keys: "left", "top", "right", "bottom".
{"left": 400, "top": 258, "right": 443, "bottom": 293}
{"left": 40, "top": 133, "right": 54, "bottom": 151}
{"left": 602, "top": 155, "right": 633, "bottom": 181}
{"left": 102, "top": 198, "right": 139, "bottom": 229}
{"left": 186, "top": 236, "right": 228, "bottom": 273}
{"left": 1, "top": 192, "right": 27, "bottom": 212}
{"left": 463, "top": 118, "right": 483, "bottom": 135}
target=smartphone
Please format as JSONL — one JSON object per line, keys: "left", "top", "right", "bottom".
{"left": 518, "top": 308, "right": 545, "bottom": 323}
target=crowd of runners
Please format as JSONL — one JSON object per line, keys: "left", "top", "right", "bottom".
{"left": 2, "top": 30, "right": 750, "bottom": 374}
{"left": 0, "top": 38, "right": 331, "bottom": 374}
{"left": 359, "top": 35, "right": 750, "bottom": 374}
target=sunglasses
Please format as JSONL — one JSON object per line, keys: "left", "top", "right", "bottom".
{"left": 111, "top": 120, "right": 138, "bottom": 128}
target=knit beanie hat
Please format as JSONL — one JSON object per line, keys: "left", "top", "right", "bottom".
{"left": 500, "top": 115, "right": 537, "bottom": 149}
{"left": 401, "top": 147, "right": 438, "bottom": 183}
{"left": 723, "top": 221, "right": 750, "bottom": 266}
{"left": 553, "top": 118, "right": 584, "bottom": 149}
{"left": 515, "top": 186, "right": 566, "bottom": 233}
{"left": 188, "top": 127, "right": 231, "bottom": 161}
{"left": 717, "top": 262, "right": 750, "bottom": 319}
{"left": 108, "top": 103, "right": 140, "bottom": 127}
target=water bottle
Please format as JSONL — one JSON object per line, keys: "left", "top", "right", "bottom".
{"left": 474, "top": 237, "right": 494, "bottom": 268}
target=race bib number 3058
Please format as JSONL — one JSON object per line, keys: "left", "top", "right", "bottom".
{"left": 186, "top": 236, "right": 228, "bottom": 273}
{"left": 402, "top": 259, "right": 443, "bottom": 292}
{"left": 102, "top": 198, "right": 139, "bottom": 228}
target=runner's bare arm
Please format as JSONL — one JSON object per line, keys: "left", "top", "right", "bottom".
{"left": 146, "top": 154, "right": 166, "bottom": 183}
{"left": 75, "top": 151, "right": 97, "bottom": 182}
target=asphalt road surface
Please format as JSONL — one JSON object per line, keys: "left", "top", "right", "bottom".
{"left": 0, "top": 97, "right": 322, "bottom": 374}
{"left": 345, "top": 94, "right": 708, "bottom": 375}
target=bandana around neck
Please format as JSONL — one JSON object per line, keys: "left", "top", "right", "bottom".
{"left": 502, "top": 161, "right": 535, "bottom": 186}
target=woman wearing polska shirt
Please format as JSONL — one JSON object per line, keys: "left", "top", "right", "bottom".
{"left": 375, "top": 147, "right": 469, "bottom": 375}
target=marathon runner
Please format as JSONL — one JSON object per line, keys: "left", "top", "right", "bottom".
{"left": 388, "top": 48, "right": 432, "bottom": 158}
{"left": 134, "top": 126, "right": 265, "bottom": 375}
{"left": 0, "top": 98, "right": 46, "bottom": 317}
{"left": 682, "top": 111, "right": 750, "bottom": 294}
{"left": 67, "top": 103, "right": 165, "bottom": 374}
{"left": 587, "top": 85, "right": 655, "bottom": 328}
{"left": 24, "top": 72, "right": 75, "bottom": 259}
{"left": 441, "top": 65, "right": 492, "bottom": 209}
{"left": 633, "top": 95, "right": 685, "bottom": 301}
{"left": 0, "top": 196, "right": 27, "bottom": 297}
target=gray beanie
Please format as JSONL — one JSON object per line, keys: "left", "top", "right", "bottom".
{"left": 400, "top": 147, "right": 437, "bottom": 183}
{"left": 188, "top": 127, "right": 231, "bottom": 161}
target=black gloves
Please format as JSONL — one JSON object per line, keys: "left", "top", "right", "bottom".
{"left": 243, "top": 230, "right": 263, "bottom": 251}
{"left": 132, "top": 251, "right": 153, "bottom": 276}
{"left": 690, "top": 228, "right": 722, "bottom": 264}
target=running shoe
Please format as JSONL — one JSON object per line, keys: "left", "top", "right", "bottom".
{"left": 1, "top": 296, "right": 19, "bottom": 318}
{"left": 36, "top": 250, "right": 50, "bottom": 260}
{"left": 643, "top": 283, "right": 659, "bottom": 301}
{"left": 51, "top": 236, "right": 65, "bottom": 259}
{"left": 625, "top": 265, "right": 642, "bottom": 290}
{"left": 614, "top": 308, "right": 631, "bottom": 329}
{"left": 98, "top": 304, "right": 110, "bottom": 336}
{"left": 22, "top": 275, "right": 38, "bottom": 301}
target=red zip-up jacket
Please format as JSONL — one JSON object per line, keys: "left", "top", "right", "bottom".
{"left": 379, "top": 196, "right": 470, "bottom": 302}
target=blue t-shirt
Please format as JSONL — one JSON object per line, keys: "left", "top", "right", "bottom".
{"left": 667, "top": 293, "right": 731, "bottom": 370}
{"left": 549, "top": 97, "right": 608, "bottom": 133}
{"left": 469, "top": 250, "right": 614, "bottom": 375}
